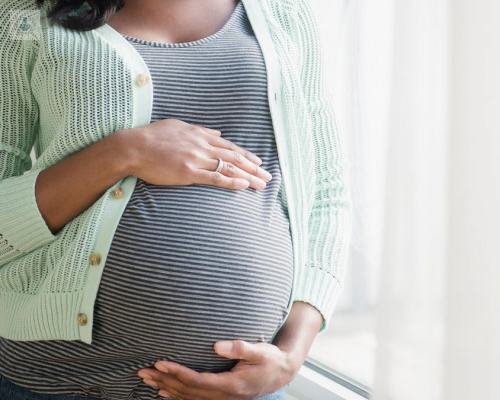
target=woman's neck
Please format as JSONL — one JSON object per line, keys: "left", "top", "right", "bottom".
{"left": 106, "top": 0, "right": 239, "bottom": 44}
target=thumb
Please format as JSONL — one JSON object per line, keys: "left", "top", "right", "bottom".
{"left": 214, "top": 339, "right": 265, "bottom": 361}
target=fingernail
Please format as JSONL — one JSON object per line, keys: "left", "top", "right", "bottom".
{"left": 155, "top": 361, "right": 169, "bottom": 373}
{"left": 143, "top": 378, "right": 158, "bottom": 387}
{"left": 257, "top": 179, "right": 266, "bottom": 189}
{"left": 216, "top": 340, "right": 233, "bottom": 352}
{"left": 138, "top": 372, "right": 153, "bottom": 380}
{"left": 158, "top": 390, "right": 172, "bottom": 398}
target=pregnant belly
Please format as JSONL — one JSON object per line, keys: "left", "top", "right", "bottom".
{"left": 0, "top": 182, "right": 294, "bottom": 399}
{"left": 92, "top": 181, "right": 294, "bottom": 372}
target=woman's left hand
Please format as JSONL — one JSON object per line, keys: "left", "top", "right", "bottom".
{"left": 138, "top": 301, "right": 324, "bottom": 399}
{"left": 137, "top": 339, "right": 299, "bottom": 400}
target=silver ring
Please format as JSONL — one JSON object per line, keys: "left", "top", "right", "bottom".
{"left": 215, "top": 158, "right": 224, "bottom": 173}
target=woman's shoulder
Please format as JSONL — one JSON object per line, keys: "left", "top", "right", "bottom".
{"left": 257, "top": 0, "right": 319, "bottom": 56}
{"left": 0, "top": 0, "right": 43, "bottom": 53}
{"left": 1, "top": 0, "right": 42, "bottom": 14}
{"left": 1, "top": 0, "right": 56, "bottom": 32}
{"left": 0, "top": 0, "right": 52, "bottom": 36}
{"left": 257, "top": 0, "right": 317, "bottom": 37}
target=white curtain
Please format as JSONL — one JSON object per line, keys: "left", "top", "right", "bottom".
{"left": 316, "top": 0, "right": 500, "bottom": 399}
{"left": 371, "top": 0, "right": 448, "bottom": 398}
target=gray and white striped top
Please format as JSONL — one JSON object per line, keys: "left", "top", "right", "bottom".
{"left": 0, "top": 2, "right": 294, "bottom": 399}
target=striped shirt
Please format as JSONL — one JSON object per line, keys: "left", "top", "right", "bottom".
{"left": 0, "top": 2, "right": 294, "bottom": 398}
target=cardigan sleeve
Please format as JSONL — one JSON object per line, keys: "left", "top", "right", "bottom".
{"left": 292, "top": 0, "right": 353, "bottom": 333}
{"left": 0, "top": 7, "right": 58, "bottom": 268}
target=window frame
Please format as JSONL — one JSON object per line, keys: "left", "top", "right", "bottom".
{"left": 286, "top": 358, "right": 371, "bottom": 400}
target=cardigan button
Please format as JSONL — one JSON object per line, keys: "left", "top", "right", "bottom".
{"left": 77, "top": 313, "right": 88, "bottom": 326}
{"left": 136, "top": 73, "right": 150, "bottom": 86}
{"left": 89, "top": 252, "right": 101, "bottom": 266}
{"left": 111, "top": 186, "right": 125, "bottom": 199}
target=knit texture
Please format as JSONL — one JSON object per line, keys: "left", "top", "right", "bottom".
{"left": 0, "top": 0, "right": 352, "bottom": 341}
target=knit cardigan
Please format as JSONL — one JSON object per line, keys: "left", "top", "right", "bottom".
{"left": 0, "top": 0, "right": 352, "bottom": 344}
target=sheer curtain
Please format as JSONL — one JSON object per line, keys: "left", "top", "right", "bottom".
{"left": 311, "top": 0, "right": 500, "bottom": 399}
{"left": 371, "top": 0, "right": 448, "bottom": 398}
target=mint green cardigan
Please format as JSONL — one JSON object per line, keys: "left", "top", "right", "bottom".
{"left": 0, "top": 0, "right": 352, "bottom": 344}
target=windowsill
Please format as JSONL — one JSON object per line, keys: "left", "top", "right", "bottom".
{"left": 285, "top": 360, "right": 369, "bottom": 400}
{"left": 308, "top": 311, "right": 376, "bottom": 389}
{"left": 285, "top": 311, "right": 376, "bottom": 399}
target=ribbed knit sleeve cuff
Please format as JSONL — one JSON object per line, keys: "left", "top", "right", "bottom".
{"left": 292, "top": 265, "right": 343, "bottom": 334}
{"left": 0, "top": 169, "right": 58, "bottom": 261}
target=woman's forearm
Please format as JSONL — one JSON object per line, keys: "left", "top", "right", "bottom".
{"left": 271, "top": 300, "right": 324, "bottom": 374}
{"left": 35, "top": 131, "right": 135, "bottom": 235}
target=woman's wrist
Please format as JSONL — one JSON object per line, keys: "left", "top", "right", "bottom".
{"left": 272, "top": 301, "right": 324, "bottom": 376}
{"left": 107, "top": 128, "right": 145, "bottom": 178}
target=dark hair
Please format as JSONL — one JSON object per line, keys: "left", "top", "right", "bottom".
{"left": 36, "top": 0, "right": 125, "bottom": 32}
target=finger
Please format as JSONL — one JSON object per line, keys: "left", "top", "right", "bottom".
{"left": 191, "top": 168, "right": 250, "bottom": 190}
{"left": 148, "top": 370, "right": 222, "bottom": 399}
{"left": 139, "top": 367, "right": 205, "bottom": 398}
{"left": 155, "top": 374, "right": 238, "bottom": 400}
{"left": 157, "top": 384, "right": 184, "bottom": 400}
{"left": 159, "top": 386, "right": 208, "bottom": 400}
{"left": 160, "top": 387, "right": 208, "bottom": 400}
{"left": 215, "top": 339, "right": 269, "bottom": 363}
{"left": 209, "top": 146, "right": 271, "bottom": 183}
{"left": 191, "top": 124, "right": 222, "bottom": 137}
{"left": 206, "top": 135, "right": 264, "bottom": 166}
{"left": 153, "top": 361, "right": 241, "bottom": 394}
{"left": 200, "top": 158, "right": 267, "bottom": 190}
{"left": 143, "top": 375, "right": 187, "bottom": 398}
{"left": 157, "top": 389, "right": 179, "bottom": 400}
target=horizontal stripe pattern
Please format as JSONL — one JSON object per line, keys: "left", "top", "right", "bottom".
{"left": 0, "top": 2, "right": 294, "bottom": 399}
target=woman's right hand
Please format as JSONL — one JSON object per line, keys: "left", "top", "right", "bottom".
{"left": 118, "top": 118, "right": 273, "bottom": 190}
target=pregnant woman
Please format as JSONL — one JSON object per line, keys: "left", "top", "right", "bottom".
{"left": 0, "top": 0, "right": 352, "bottom": 399}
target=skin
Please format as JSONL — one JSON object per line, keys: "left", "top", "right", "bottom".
{"left": 35, "top": 0, "right": 325, "bottom": 397}
{"left": 137, "top": 301, "right": 323, "bottom": 400}
{"left": 105, "top": 0, "right": 241, "bottom": 45}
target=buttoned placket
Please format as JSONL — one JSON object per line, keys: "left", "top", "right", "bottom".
{"left": 77, "top": 18, "right": 155, "bottom": 342}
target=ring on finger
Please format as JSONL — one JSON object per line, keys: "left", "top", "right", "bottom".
{"left": 215, "top": 158, "right": 224, "bottom": 173}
